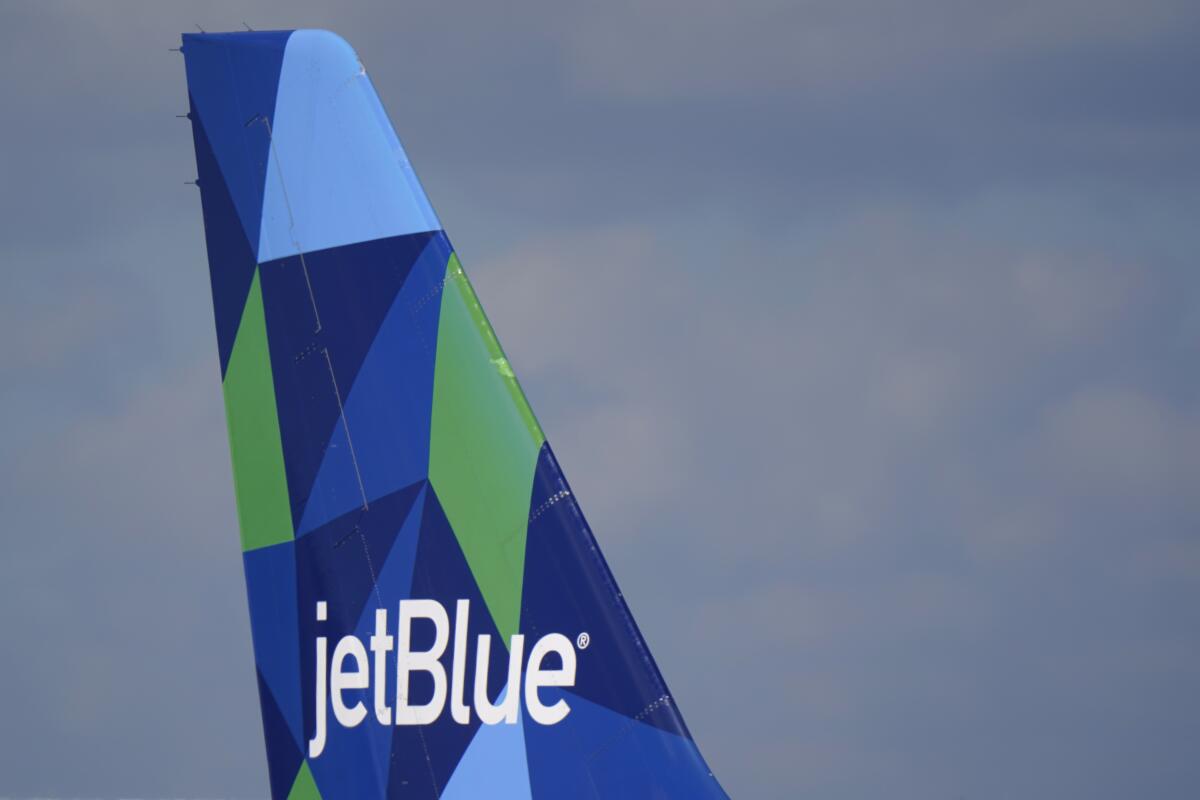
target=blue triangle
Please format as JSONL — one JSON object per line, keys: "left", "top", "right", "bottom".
{"left": 258, "top": 231, "right": 444, "bottom": 531}
{"left": 523, "top": 688, "right": 728, "bottom": 799}
{"left": 293, "top": 417, "right": 359, "bottom": 539}
{"left": 296, "top": 238, "right": 449, "bottom": 536}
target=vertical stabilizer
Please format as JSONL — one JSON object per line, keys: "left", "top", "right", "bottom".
{"left": 183, "top": 28, "right": 727, "bottom": 800}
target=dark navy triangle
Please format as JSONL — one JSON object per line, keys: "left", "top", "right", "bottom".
{"left": 182, "top": 30, "right": 290, "bottom": 259}
{"left": 295, "top": 481, "right": 425, "bottom": 754}
{"left": 294, "top": 236, "right": 450, "bottom": 536}
{"left": 256, "top": 668, "right": 305, "bottom": 800}
{"left": 519, "top": 442, "right": 692, "bottom": 737}
{"left": 259, "top": 231, "right": 448, "bottom": 529}
{"left": 386, "top": 486, "right": 513, "bottom": 798}
{"left": 187, "top": 96, "right": 260, "bottom": 377}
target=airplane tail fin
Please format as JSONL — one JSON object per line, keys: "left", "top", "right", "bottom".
{"left": 182, "top": 29, "right": 727, "bottom": 799}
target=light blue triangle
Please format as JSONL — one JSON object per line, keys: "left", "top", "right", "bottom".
{"left": 440, "top": 688, "right": 532, "bottom": 800}
{"left": 258, "top": 29, "right": 439, "bottom": 263}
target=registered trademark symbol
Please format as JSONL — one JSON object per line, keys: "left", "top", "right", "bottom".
{"left": 576, "top": 632, "right": 591, "bottom": 650}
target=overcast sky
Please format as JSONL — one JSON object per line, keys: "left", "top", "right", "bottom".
{"left": 1, "top": 1, "right": 1198, "bottom": 798}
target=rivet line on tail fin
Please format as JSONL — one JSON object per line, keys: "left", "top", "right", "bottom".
{"left": 321, "top": 347, "right": 369, "bottom": 514}
{"left": 409, "top": 266, "right": 449, "bottom": 359}
{"left": 262, "top": 111, "right": 373, "bottom": 535}
{"left": 298, "top": 251, "right": 322, "bottom": 334}
{"left": 348, "top": 506, "right": 386, "bottom": 614}
{"left": 411, "top": 271, "right": 449, "bottom": 314}
{"left": 260, "top": 114, "right": 322, "bottom": 334}
{"left": 529, "top": 490, "right": 571, "bottom": 523}
{"left": 633, "top": 694, "right": 673, "bottom": 723}
{"left": 321, "top": 344, "right": 381, "bottom": 615}
{"left": 318, "top": 344, "right": 376, "bottom": 621}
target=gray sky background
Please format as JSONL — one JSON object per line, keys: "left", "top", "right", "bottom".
{"left": 1, "top": 1, "right": 1198, "bottom": 798}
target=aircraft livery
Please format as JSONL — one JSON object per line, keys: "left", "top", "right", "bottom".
{"left": 182, "top": 28, "right": 728, "bottom": 799}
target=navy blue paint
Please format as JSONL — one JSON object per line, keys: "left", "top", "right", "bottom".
{"left": 181, "top": 31, "right": 290, "bottom": 259}
{"left": 243, "top": 540, "right": 303, "bottom": 747}
{"left": 258, "top": 231, "right": 439, "bottom": 529}
{"left": 520, "top": 442, "right": 692, "bottom": 737}
{"left": 186, "top": 99, "right": 259, "bottom": 376}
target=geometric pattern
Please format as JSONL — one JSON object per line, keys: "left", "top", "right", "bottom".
{"left": 182, "top": 28, "right": 728, "bottom": 799}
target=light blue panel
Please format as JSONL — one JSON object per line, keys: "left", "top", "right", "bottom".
{"left": 259, "top": 29, "right": 440, "bottom": 262}
{"left": 440, "top": 689, "right": 533, "bottom": 800}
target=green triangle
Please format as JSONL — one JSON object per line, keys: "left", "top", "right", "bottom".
{"left": 222, "top": 268, "right": 293, "bottom": 551}
{"left": 429, "top": 253, "right": 544, "bottom": 643}
{"left": 287, "top": 760, "right": 322, "bottom": 800}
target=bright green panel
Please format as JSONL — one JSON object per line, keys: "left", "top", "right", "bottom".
{"left": 222, "top": 269, "right": 293, "bottom": 552}
{"left": 287, "top": 761, "right": 322, "bottom": 800}
{"left": 429, "top": 253, "right": 545, "bottom": 643}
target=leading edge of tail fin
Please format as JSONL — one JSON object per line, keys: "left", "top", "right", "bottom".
{"left": 183, "top": 29, "right": 727, "bottom": 800}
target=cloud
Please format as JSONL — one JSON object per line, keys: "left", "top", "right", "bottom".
{"left": 1036, "top": 384, "right": 1200, "bottom": 503}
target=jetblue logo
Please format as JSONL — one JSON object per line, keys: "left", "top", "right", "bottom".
{"left": 309, "top": 599, "right": 581, "bottom": 758}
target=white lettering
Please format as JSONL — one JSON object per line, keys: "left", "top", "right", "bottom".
{"left": 524, "top": 633, "right": 576, "bottom": 725}
{"left": 369, "top": 608, "right": 393, "bottom": 725}
{"left": 308, "top": 602, "right": 329, "bottom": 758}
{"left": 450, "top": 600, "right": 470, "bottom": 724}
{"left": 330, "top": 635, "right": 369, "bottom": 727}
{"left": 394, "top": 599, "right": 449, "bottom": 725}
{"left": 307, "top": 598, "right": 579, "bottom": 757}
{"left": 474, "top": 633, "right": 524, "bottom": 725}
